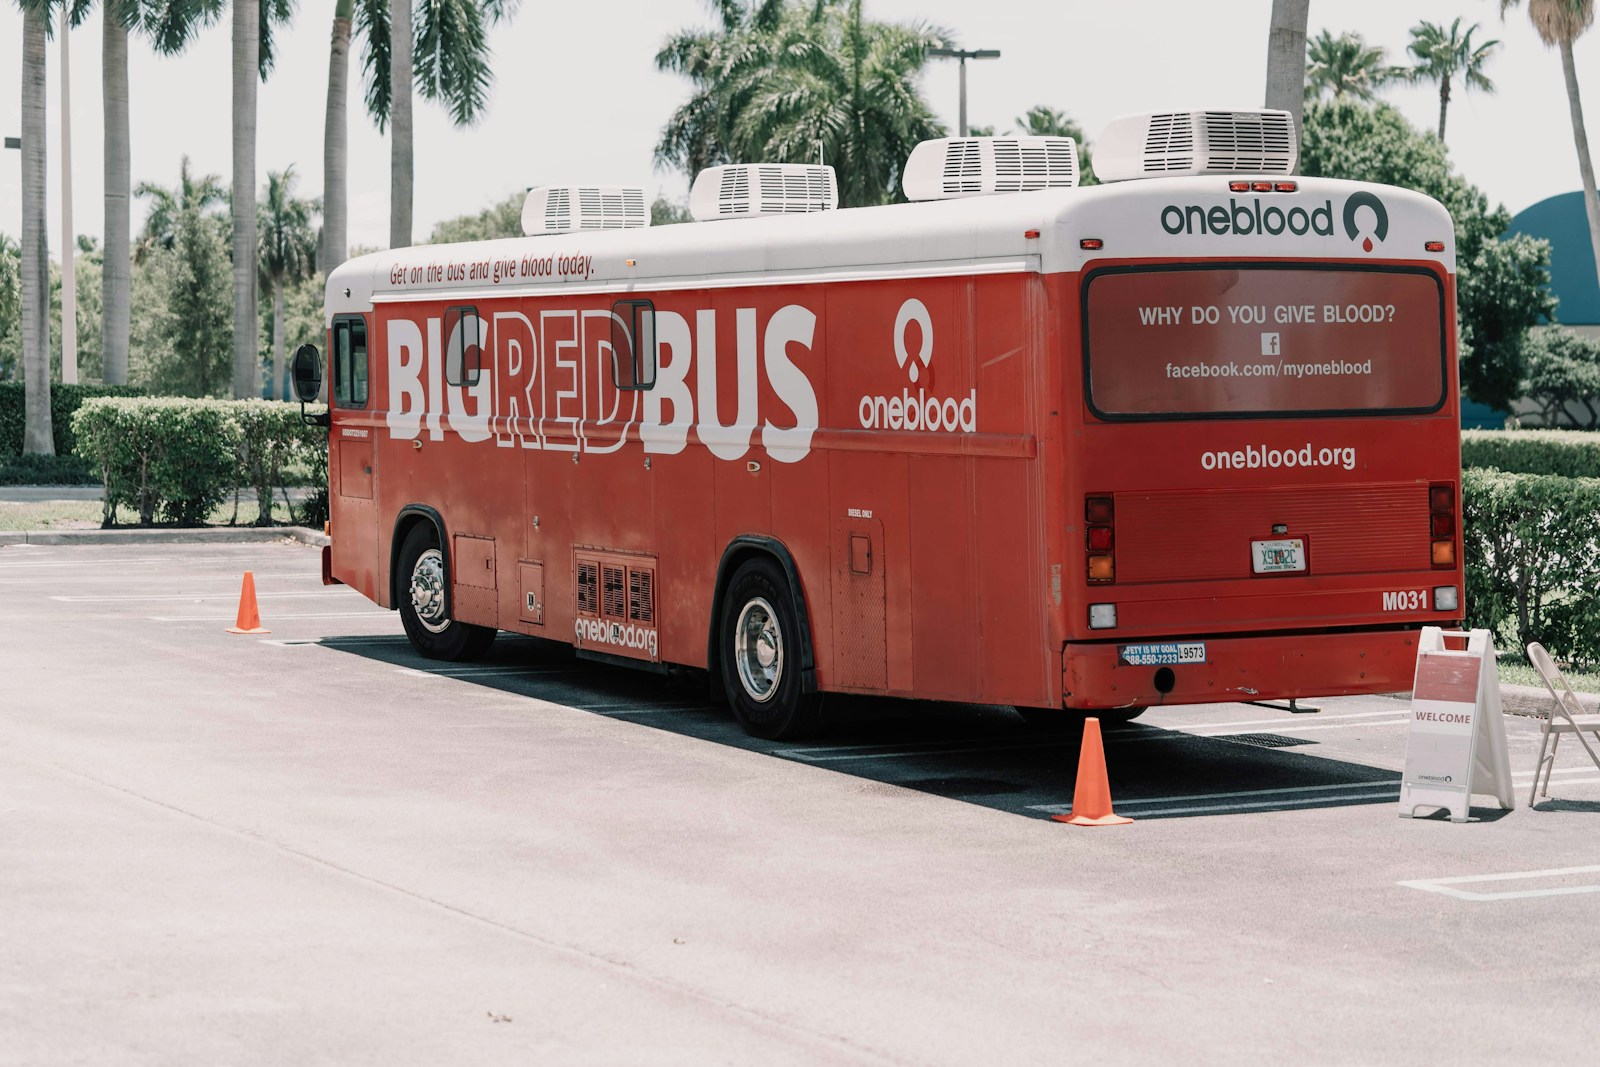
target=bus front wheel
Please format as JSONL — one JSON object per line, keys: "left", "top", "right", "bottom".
{"left": 719, "top": 558, "right": 822, "bottom": 741}
{"left": 396, "top": 523, "right": 497, "bottom": 662}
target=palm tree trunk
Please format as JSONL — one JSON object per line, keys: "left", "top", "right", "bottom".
{"left": 1559, "top": 37, "right": 1600, "bottom": 297}
{"left": 272, "top": 275, "right": 285, "bottom": 401}
{"left": 102, "top": 6, "right": 131, "bottom": 386}
{"left": 20, "top": 6, "right": 54, "bottom": 455}
{"left": 390, "top": 0, "right": 414, "bottom": 248}
{"left": 1263, "top": 0, "right": 1310, "bottom": 136}
{"left": 321, "top": 3, "right": 351, "bottom": 273}
{"left": 232, "top": 0, "right": 260, "bottom": 398}
{"left": 1438, "top": 78, "right": 1451, "bottom": 141}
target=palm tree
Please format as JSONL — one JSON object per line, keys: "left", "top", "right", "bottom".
{"left": 1406, "top": 18, "right": 1499, "bottom": 141}
{"left": 232, "top": 0, "right": 259, "bottom": 398}
{"left": 257, "top": 167, "right": 318, "bottom": 401}
{"left": 1264, "top": 0, "right": 1310, "bottom": 134}
{"left": 17, "top": 0, "right": 52, "bottom": 454}
{"left": 349, "top": 0, "right": 515, "bottom": 250}
{"left": 1502, "top": 1, "right": 1600, "bottom": 329}
{"left": 1305, "top": 29, "right": 1402, "bottom": 102}
{"left": 321, "top": 0, "right": 354, "bottom": 272}
{"left": 656, "top": 0, "right": 946, "bottom": 208}
{"left": 135, "top": 156, "right": 228, "bottom": 261}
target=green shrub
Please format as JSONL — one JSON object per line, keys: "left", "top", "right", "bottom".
{"left": 1462, "top": 468, "right": 1600, "bottom": 669}
{"left": 0, "top": 452, "right": 95, "bottom": 485}
{"left": 0, "top": 382, "right": 144, "bottom": 460}
{"left": 73, "top": 398, "right": 328, "bottom": 528}
{"left": 1461, "top": 428, "right": 1600, "bottom": 478}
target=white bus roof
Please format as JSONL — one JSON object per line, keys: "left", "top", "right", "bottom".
{"left": 326, "top": 175, "right": 1455, "bottom": 322}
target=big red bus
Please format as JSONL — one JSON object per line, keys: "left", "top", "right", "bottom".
{"left": 303, "top": 109, "right": 1464, "bottom": 740}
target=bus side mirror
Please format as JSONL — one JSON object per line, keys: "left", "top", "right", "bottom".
{"left": 292, "top": 343, "right": 330, "bottom": 427}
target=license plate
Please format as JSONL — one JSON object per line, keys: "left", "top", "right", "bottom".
{"left": 1252, "top": 538, "right": 1306, "bottom": 574}
{"left": 1118, "top": 642, "right": 1206, "bottom": 667}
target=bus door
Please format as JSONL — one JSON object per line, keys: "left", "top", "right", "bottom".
{"left": 328, "top": 314, "right": 380, "bottom": 599}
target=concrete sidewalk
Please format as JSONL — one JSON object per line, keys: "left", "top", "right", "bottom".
{"left": 0, "top": 485, "right": 101, "bottom": 501}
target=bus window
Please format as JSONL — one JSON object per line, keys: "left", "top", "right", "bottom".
{"left": 1083, "top": 265, "right": 1445, "bottom": 420}
{"left": 444, "top": 306, "right": 483, "bottom": 387}
{"left": 333, "top": 317, "right": 368, "bottom": 409}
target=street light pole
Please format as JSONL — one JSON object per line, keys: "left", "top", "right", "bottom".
{"left": 60, "top": 20, "right": 76, "bottom": 385}
{"left": 926, "top": 46, "right": 1001, "bottom": 137}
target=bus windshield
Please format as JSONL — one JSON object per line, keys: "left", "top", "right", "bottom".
{"left": 1083, "top": 265, "right": 1446, "bottom": 420}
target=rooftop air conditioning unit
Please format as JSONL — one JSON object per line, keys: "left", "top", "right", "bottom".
{"left": 688, "top": 164, "right": 838, "bottom": 221}
{"left": 521, "top": 186, "right": 648, "bottom": 236}
{"left": 901, "top": 136, "right": 1079, "bottom": 201}
{"left": 1093, "top": 109, "right": 1297, "bottom": 181}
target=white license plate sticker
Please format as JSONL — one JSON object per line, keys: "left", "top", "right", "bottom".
{"left": 1118, "top": 642, "right": 1206, "bottom": 667}
{"left": 1252, "top": 538, "right": 1306, "bottom": 574}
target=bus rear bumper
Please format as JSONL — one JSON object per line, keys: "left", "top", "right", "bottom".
{"left": 1062, "top": 626, "right": 1449, "bottom": 710}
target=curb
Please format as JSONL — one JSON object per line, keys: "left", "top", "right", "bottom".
{"left": 0, "top": 526, "right": 329, "bottom": 548}
{"left": 1500, "top": 680, "right": 1599, "bottom": 715}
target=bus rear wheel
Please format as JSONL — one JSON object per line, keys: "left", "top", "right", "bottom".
{"left": 1014, "top": 706, "right": 1146, "bottom": 730}
{"left": 719, "top": 558, "right": 822, "bottom": 741}
{"left": 397, "top": 523, "right": 497, "bottom": 662}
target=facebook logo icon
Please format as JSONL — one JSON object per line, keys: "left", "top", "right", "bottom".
{"left": 1260, "top": 332, "right": 1281, "bottom": 357}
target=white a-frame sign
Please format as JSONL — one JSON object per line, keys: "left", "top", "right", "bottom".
{"left": 1398, "top": 627, "right": 1514, "bottom": 822}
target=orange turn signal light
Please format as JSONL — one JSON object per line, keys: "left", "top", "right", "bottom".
{"left": 1431, "top": 539, "right": 1456, "bottom": 566}
{"left": 1087, "top": 554, "right": 1115, "bottom": 582}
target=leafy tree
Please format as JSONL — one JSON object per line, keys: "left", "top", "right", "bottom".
{"left": 1500, "top": 2, "right": 1600, "bottom": 334}
{"left": 135, "top": 157, "right": 227, "bottom": 262}
{"left": 1299, "top": 99, "right": 1554, "bottom": 410}
{"left": 0, "top": 234, "right": 19, "bottom": 381}
{"left": 656, "top": 0, "right": 948, "bottom": 207}
{"left": 257, "top": 167, "right": 319, "bottom": 401}
{"left": 1304, "top": 29, "right": 1401, "bottom": 102}
{"left": 1405, "top": 18, "right": 1498, "bottom": 141}
{"left": 133, "top": 158, "right": 233, "bottom": 397}
{"left": 651, "top": 196, "right": 693, "bottom": 226}
{"left": 1521, "top": 327, "right": 1600, "bottom": 427}
{"left": 427, "top": 191, "right": 524, "bottom": 243}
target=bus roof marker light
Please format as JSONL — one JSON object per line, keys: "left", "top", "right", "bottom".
{"left": 1274, "top": 181, "right": 1297, "bottom": 192}
{"left": 1229, "top": 181, "right": 1250, "bottom": 192}
{"left": 1080, "top": 238, "right": 1104, "bottom": 250}
{"left": 1425, "top": 241, "right": 1446, "bottom": 252}
{"left": 1251, "top": 181, "right": 1273, "bottom": 192}
{"left": 1025, "top": 229, "right": 1040, "bottom": 239}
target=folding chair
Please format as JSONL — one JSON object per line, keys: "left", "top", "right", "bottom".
{"left": 1525, "top": 643, "right": 1600, "bottom": 807}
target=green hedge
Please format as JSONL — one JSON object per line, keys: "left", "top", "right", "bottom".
{"left": 1461, "top": 428, "right": 1600, "bottom": 478}
{"left": 72, "top": 398, "right": 327, "bottom": 528}
{"left": 0, "top": 382, "right": 144, "bottom": 461}
{"left": 0, "top": 452, "right": 95, "bottom": 485}
{"left": 1462, "top": 468, "right": 1600, "bottom": 669}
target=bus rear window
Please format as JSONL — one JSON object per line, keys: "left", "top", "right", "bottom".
{"left": 1083, "top": 265, "right": 1445, "bottom": 420}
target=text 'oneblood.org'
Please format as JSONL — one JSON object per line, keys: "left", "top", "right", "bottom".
{"left": 1200, "top": 443, "right": 1358, "bottom": 471}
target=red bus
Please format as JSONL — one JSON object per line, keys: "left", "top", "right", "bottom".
{"left": 307, "top": 110, "right": 1463, "bottom": 740}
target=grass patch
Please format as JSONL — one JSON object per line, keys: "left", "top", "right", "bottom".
{"left": 1497, "top": 657, "right": 1600, "bottom": 694}
{"left": 0, "top": 496, "right": 286, "bottom": 532}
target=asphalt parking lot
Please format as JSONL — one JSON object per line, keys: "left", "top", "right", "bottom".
{"left": 3, "top": 540, "right": 1598, "bottom": 1065}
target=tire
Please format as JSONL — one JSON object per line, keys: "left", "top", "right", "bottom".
{"left": 396, "top": 523, "right": 497, "bottom": 661}
{"left": 1015, "top": 706, "right": 1146, "bottom": 730}
{"left": 718, "top": 557, "right": 822, "bottom": 741}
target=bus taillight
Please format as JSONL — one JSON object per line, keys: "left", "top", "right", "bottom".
{"left": 1430, "top": 483, "right": 1456, "bottom": 568}
{"left": 1086, "top": 495, "right": 1115, "bottom": 583}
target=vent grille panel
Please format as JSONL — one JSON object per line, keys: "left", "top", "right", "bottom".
{"left": 576, "top": 561, "right": 599, "bottom": 616}
{"left": 691, "top": 164, "right": 838, "bottom": 221}
{"left": 904, "top": 136, "right": 1078, "bottom": 200}
{"left": 629, "top": 568, "right": 654, "bottom": 624}
{"left": 602, "top": 564, "right": 627, "bottom": 619}
{"left": 1096, "top": 109, "right": 1298, "bottom": 181}
{"left": 522, "top": 186, "right": 648, "bottom": 236}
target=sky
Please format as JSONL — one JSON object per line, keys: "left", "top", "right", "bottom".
{"left": 0, "top": 0, "right": 1594, "bottom": 255}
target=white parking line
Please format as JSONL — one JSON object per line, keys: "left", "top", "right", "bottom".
{"left": 1175, "top": 708, "right": 1409, "bottom": 730}
{"left": 0, "top": 556, "right": 168, "bottom": 569}
{"left": 1398, "top": 865, "right": 1600, "bottom": 902}
{"left": 1060, "top": 791, "right": 1401, "bottom": 818}
{"left": 56, "top": 591, "right": 350, "bottom": 602}
{"left": 394, "top": 666, "right": 587, "bottom": 678}
{"left": 1026, "top": 779, "right": 1400, "bottom": 815}
{"left": 1186, "top": 716, "right": 1409, "bottom": 735}
{"left": 148, "top": 611, "right": 386, "bottom": 622}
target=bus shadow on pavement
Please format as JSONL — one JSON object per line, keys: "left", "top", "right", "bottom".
{"left": 316, "top": 633, "right": 1404, "bottom": 822}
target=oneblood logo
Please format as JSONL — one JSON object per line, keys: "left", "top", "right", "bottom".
{"left": 1342, "top": 191, "right": 1389, "bottom": 253}
{"left": 574, "top": 617, "right": 658, "bottom": 657}
{"left": 857, "top": 298, "right": 977, "bottom": 432}
{"left": 1157, "top": 192, "right": 1390, "bottom": 250}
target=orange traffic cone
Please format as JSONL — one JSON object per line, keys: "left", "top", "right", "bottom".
{"left": 226, "top": 571, "right": 270, "bottom": 635}
{"left": 1051, "top": 717, "right": 1131, "bottom": 826}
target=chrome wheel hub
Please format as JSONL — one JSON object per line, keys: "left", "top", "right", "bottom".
{"left": 410, "top": 547, "right": 450, "bottom": 634}
{"left": 734, "top": 597, "right": 783, "bottom": 703}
